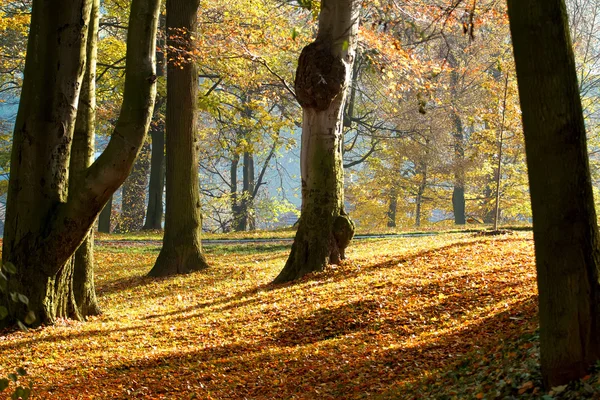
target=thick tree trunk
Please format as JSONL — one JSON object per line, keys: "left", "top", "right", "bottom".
{"left": 274, "top": 0, "right": 359, "bottom": 283}
{"left": 508, "top": 0, "right": 600, "bottom": 387}
{"left": 2, "top": 0, "right": 160, "bottom": 326}
{"left": 143, "top": 100, "right": 165, "bottom": 230}
{"left": 98, "top": 195, "right": 113, "bottom": 233}
{"left": 119, "top": 141, "right": 150, "bottom": 232}
{"left": 148, "top": 0, "right": 209, "bottom": 277}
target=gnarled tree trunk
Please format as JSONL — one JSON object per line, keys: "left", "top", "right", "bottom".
{"left": 1, "top": 0, "right": 161, "bottom": 326}
{"left": 274, "top": 0, "right": 360, "bottom": 283}
{"left": 148, "top": 0, "right": 209, "bottom": 277}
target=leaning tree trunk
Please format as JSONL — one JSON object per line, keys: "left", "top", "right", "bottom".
{"left": 69, "top": 0, "right": 101, "bottom": 318}
{"left": 1, "top": 0, "right": 160, "bottom": 326}
{"left": 508, "top": 0, "right": 600, "bottom": 388}
{"left": 148, "top": 0, "right": 209, "bottom": 276}
{"left": 273, "top": 0, "right": 360, "bottom": 283}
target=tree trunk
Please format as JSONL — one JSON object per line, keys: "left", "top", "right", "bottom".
{"left": 143, "top": 100, "right": 165, "bottom": 230}
{"left": 143, "top": 22, "right": 166, "bottom": 231}
{"left": 508, "top": 0, "right": 600, "bottom": 387}
{"left": 70, "top": 0, "right": 101, "bottom": 318}
{"left": 386, "top": 189, "right": 397, "bottom": 228}
{"left": 235, "top": 151, "right": 255, "bottom": 231}
{"left": 230, "top": 153, "right": 240, "bottom": 232}
{"left": 148, "top": 0, "right": 209, "bottom": 277}
{"left": 452, "top": 112, "right": 466, "bottom": 225}
{"left": 98, "top": 195, "right": 113, "bottom": 233}
{"left": 119, "top": 140, "right": 150, "bottom": 232}
{"left": 1, "top": 0, "right": 161, "bottom": 326}
{"left": 415, "top": 161, "right": 428, "bottom": 227}
{"left": 273, "top": 0, "right": 360, "bottom": 283}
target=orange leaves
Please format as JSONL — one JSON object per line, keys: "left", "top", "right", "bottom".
{"left": 0, "top": 232, "right": 542, "bottom": 399}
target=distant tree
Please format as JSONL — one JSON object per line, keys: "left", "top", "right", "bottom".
{"left": 1, "top": 0, "right": 161, "bottom": 326}
{"left": 508, "top": 0, "right": 600, "bottom": 387}
{"left": 274, "top": 0, "right": 360, "bottom": 283}
{"left": 148, "top": 0, "right": 209, "bottom": 276}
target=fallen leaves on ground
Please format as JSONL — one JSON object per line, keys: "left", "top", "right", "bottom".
{"left": 0, "top": 232, "right": 548, "bottom": 399}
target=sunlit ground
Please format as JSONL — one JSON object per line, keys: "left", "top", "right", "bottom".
{"left": 0, "top": 232, "right": 541, "bottom": 399}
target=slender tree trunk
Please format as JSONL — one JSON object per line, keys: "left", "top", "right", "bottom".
{"left": 143, "top": 101, "right": 165, "bottom": 230}
{"left": 236, "top": 151, "right": 255, "bottom": 231}
{"left": 452, "top": 112, "right": 466, "bottom": 225}
{"left": 508, "top": 0, "right": 600, "bottom": 387}
{"left": 98, "top": 195, "right": 113, "bottom": 233}
{"left": 386, "top": 190, "right": 397, "bottom": 228}
{"left": 274, "top": 0, "right": 360, "bottom": 283}
{"left": 70, "top": 0, "right": 101, "bottom": 317}
{"left": 230, "top": 153, "right": 240, "bottom": 232}
{"left": 148, "top": 0, "right": 209, "bottom": 276}
{"left": 1, "top": 0, "right": 160, "bottom": 326}
{"left": 143, "top": 21, "right": 166, "bottom": 231}
{"left": 415, "top": 161, "right": 428, "bottom": 227}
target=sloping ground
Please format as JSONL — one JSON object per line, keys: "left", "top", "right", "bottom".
{"left": 0, "top": 233, "right": 548, "bottom": 399}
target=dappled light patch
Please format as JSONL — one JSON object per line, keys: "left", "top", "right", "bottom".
{"left": 0, "top": 232, "right": 540, "bottom": 399}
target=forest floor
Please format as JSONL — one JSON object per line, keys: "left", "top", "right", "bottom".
{"left": 0, "top": 230, "right": 598, "bottom": 399}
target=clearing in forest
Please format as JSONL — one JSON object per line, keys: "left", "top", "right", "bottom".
{"left": 0, "top": 232, "right": 544, "bottom": 399}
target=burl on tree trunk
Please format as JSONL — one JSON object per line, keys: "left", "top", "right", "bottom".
{"left": 273, "top": 0, "right": 359, "bottom": 283}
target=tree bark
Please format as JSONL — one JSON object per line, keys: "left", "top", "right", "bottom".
{"left": 508, "top": 0, "right": 600, "bottom": 387}
{"left": 274, "top": 0, "right": 360, "bottom": 283}
{"left": 148, "top": 0, "right": 209, "bottom": 277}
{"left": 1, "top": 0, "right": 161, "bottom": 326}
{"left": 143, "top": 99, "right": 165, "bottom": 230}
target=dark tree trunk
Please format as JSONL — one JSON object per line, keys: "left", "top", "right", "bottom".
{"left": 98, "top": 195, "right": 113, "bottom": 233}
{"left": 234, "top": 151, "right": 255, "bottom": 231}
{"left": 1, "top": 0, "right": 161, "bottom": 326}
{"left": 143, "top": 21, "right": 166, "bottom": 231}
{"left": 386, "top": 190, "right": 397, "bottom": 228}
{"left": 452, "top": 112, "right": 466, "bottom": 225}
{"left": 508, "top": 0, "right": 600, "bottom": 387}
{"left": 143, "top": 101, "right": 165, "bottom": 230}
{"left": 148, "top": 0, "right": 209, "bottom": 277}
{"left": 274, "top": 0, "right": 360, "bottom": 283}
{"left": 230, "top": 153, "right": 241, "bottom": 232}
